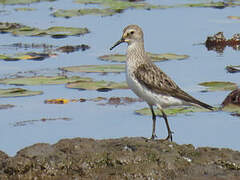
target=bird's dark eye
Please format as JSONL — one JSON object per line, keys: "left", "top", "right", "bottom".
{"left": 130, "top": 31, "right": 134, "bottom": 35}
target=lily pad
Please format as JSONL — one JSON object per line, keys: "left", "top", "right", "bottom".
{"left": 0, "top": 88, "right": 43, "bottom": 98}
{"left": 199, "top": 81, "right": 238, "bottom": 92}
{"left": 0, "top": 104, "right": 15, "bottom": 110}
{"left": 61, "top": 64, "right": 125, "bottom": 73}
{"left": 0, "top": 52, "right": 57, "bottom": 61}
{"left": 99, "top": 53, "right": 189, "bottom": 62}
{"left": 12, "top": 117, "right": 71, "bottom": 127}
{"left": 228, "top": 16, "right": 240, "bottom": 20}
{"left": 0, "top": 22, "right": 89, "bottom": 37}
{"left": 52, "top": 8, "right": 117, "bottom": 17}
{"left": 226, "top": 65, "right": 240, "bottom": 73}
{"left": 135, "top": 106, "right": 210, "bottom": 116}
{"left": 0, "top": 76, "right": 92, "bottom": 86}
{"left": 66, "top": 80, "right": 128, "bottom": 91}
{"left": 222, "top": 104, "right": 240, "bottom": 116}
{"left": 0, "top": 0, "right": 55, "bottom": 5}
{"left": 15, "top": 8, "right": 36, "bottom": 11}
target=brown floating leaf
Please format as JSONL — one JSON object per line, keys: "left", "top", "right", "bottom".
{"left": 222, "top": 89, "right": 240, "bottom": 107}
{"left": 205, "top": 32, "right": 240, "bottom": 53}
{"left": 0, "top": 104, "right": 15, "bottom": 110}
{"left": 57, "top": 44, "right": 90, "bottom": 53}
{"left": 0, "top": 88, "right": 43, "bottom": 97}
{"left": 12, "top": 117, "right": 71, "bottom": 127}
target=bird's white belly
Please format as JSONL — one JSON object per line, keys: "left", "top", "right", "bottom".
{"left": 126, "top": 70, "right": 183, "bottom": 107}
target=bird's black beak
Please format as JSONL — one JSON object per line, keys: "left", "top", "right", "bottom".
{"left": 110, "top": 38, "right": 125, "bottom": 50}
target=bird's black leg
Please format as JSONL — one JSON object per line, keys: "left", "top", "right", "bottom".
{"left": 161, "top": 110, "right": 173, "bottom": 142}
{"left": 149, "top": 105, "right": 157, "bottom": 139}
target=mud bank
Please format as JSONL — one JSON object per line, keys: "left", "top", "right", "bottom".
{"left": 1, "top": 137, "right": 240, "bottom": 180}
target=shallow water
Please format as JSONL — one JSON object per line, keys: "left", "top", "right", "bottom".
{"left": 0, "top": 0, "right": 240, "bottom": 156}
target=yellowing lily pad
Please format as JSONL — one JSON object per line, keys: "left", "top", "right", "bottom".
{"left": 45, "top": 98, "right": 70, "bottom": 104}
{"left": 99, "top": 53, "right": 189, "bottom": 62}
{"left": 0, "top": 88, "right": 43, "bottom": 97}
{"left": 199, "top": 81, "right": 237, "bottom": 92}
{"left": 66, "top": 80, "right": 128, "bottom": 91}
{"left": 0, "top": 22, "right": 89, "bottom": 37}
{"left": 135, "top": 106, "right": 210, "bottom": 116}
{"left": 228, "top": 16, "right": 240, "bottom": 20}
{"left": 0, "top": 76, "right": 92, "bottom": 86}
{"left": 61, "top": 64, "right": 125, "bottom": 73}
{"left": 0, "top": 52, "right": 57, "bottom": 61}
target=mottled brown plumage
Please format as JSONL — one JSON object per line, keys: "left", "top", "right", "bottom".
{"left": 134, "top": 63, "right": 213, "bottom": 110}
{"left": 110, "top": 24, "right": 213, "bottom": 141}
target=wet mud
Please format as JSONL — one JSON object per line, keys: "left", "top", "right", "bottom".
{"left": 1, "top": 137, "right": 240, "bottom": 180}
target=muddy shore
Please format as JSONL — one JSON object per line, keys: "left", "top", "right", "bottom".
{"left": 1, "top": 137, "right": 240, "bottom": 180}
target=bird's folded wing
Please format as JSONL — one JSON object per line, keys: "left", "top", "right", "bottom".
{"left": 134, "top": 63, "right": 213, "bottom": 110}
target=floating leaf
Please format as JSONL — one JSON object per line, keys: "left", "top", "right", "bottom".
{"left": 57, "top": 44, "right": 90, "bottom": 53}
{"left": 0, "top": 104, "right": 15, "bottom": 110}
{"left": 0, "top": 52, "right": 56, "bottom": 61}
{"left": 45, "top": 98, "right": 70, "bottom": 104}
{"left": 61, "top": 64, "right": 125, "bottom": 73}
{"left": 222, "top": 89, "right": 240, "bottom": 107}
{"left": 52, "top": 0, "right": 169, "bottom": 17}
{"left": 0, "top": 88, "right": 43, "bottom": 97}
{"left": 0, "top": 0, "right": 55, "bottom": 5}
{"left": 226, "top": 65, "right": 240, "bottom": 73}
{"left": 0, "top": 22, "right": 89, "bottom": 37}
{"left": 228, "top": 16, "right": 240, "bottom": 20}
{"left": 0, "top": 76, "right": 92, "bottom": 86}
{"left": 66, "top": 80, "right": 128, "bottom": 91}
{"left": 135, "top": 106, "right": 210, "bottom": 116}
{"left": 52, "top": 8, "right": 117, "bottom": 17}
{"left": 199, "top": 81, "right": 238, "bottom": 92}
{"left": 15, "top": 8, "right": 36, "bottom": 11}
{"left": 12, "top": 117, "right": 71, "bottom": 127}
{"left": 99, "top": 53, "right": 189, "bottom": 62}
{"left": 222, "top": 104, "right": 240, "bottom": 116}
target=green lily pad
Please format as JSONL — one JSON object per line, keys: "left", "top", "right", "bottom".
{"left": 0, "top": 22, "right": 89, "bottom": 37}
{"left": 52, "top": 8, "right": 116, "bottom": 17}
{"left": 66, "top": 80, "right": 128, "bottom": 91}
{"left": 15, "top": 8, "right": 36, "bottom": 11}
{"left": 0, "top": 0, "right": 55, "bottom": 5}
{"left": 0, "top": 88, "right": 43, "bottom": 97}
{"left": 99, "top": 53, "right": 189, "bottom": 62}
{"left": 199, "top": 81, "right": 238, "bottom": 92}
{"left": 61, "top": 64, "right": 125, "bottom": 73}
{"left": 0, "top": 76, "right": 92, "bottom": 86}
{"left": 226, "top": 65, "right": 240, "bottom": 73}
{"left": 135, "top": 106, "right": 210, "bottom": 116}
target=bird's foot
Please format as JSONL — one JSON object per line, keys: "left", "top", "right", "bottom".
{"left": 165, "top": 131, "right": 174, "bottom": 142}
{"left": 151, "top": 134, "right": 157, "bottom": 140}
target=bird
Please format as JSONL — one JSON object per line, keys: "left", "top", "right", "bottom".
{"left": 110, "top": 24, "right": 213, "bottom": 141}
